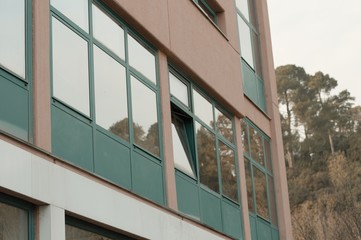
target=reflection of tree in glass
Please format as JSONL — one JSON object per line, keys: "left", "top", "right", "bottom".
{"left": 219, "top": 141, "right": 238, "bottom": 202}
{"left": 108, "top": 117, "right": 129, "bottom": 141}
{"left": 253, "top": 167, "right": 269, "bottom": 220}
{"left": 244, "top": 159, "right": 254, "bottom": 212}
{"left": 66, "top": 224, "right": 113, "bottom": 240}
{"left": 196, "top": 124, "right": 219, "bottom": 193}
{"left": 241, "top": 120, "right": 250, "bottom": 155}
{"left": 216, "top": 113, "right": 233, "bottom": 143}
{"left": 0, "top": 203, "right": 28, "bottom": 239}
{"left": 249, "top": 128, "right": 264, "bottom": 166}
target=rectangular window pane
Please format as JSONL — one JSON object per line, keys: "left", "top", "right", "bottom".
{"left": 0, "top": 0, "right": 25, "bottom": 78}
{"left": 241, "top": 120, "right": 249, "bottom": 155}
{"left": 219, "top": 141, "right": 238, "bottom": 202}
{"left": 196, "top": 122, "right": 219, "bottom": 192}
{"left": 254, "top": 167, "right": 269, "bottom": 220}
{"left": 244, "top": 159, "right": 254, "bottom": 212}
{"left": 52, "top": 17, "right": 90, "bottom": 115}
{"left": 0, "top": 202, "right": 28, "bottom": 239}
{"left": 237, "top": 16, "right": 254, "bottom": 69}
{"left": 51, "top": 0, "right": 89, "bottom": 32}
{"left": 94, "top": 45, "right": 128, "bottom": 141}
{"left": 66, "top": 224, "right": 112, "bottom": 240}
{"left": 215, "top": 108, "right": 233, "bottom": 143}
{"left": 249, "top": 127, "right": 264, "bottom": 166}
{"left": 92, "top": 4, "right": 125, "bottom": 59}
{"left": 268, "top": 175, "right": 277, "bottom": 225}
{"left": 252, "top": 31, "right": 262, "bottom": 76}
{"left": 169, "top": 72, "right": 189, "bottom": 107}
{"left": 235, "top": 0, "right": 249, "bottom": 21}
{"left": 264, "top": 140, "right": 272, "bottom": 173}
{"left": 131, "top": 76, "right": 160, "bottom": 156}
{"left": 193, "top": 89, "right": 214, "bottom": 128}
{"left": 128, "top": 35, "right": 156, "bottom": 84}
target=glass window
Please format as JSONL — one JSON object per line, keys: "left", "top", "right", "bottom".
{"left": 215, "top": 108, "right": 233, "bottom": 143}
{"left": 264, "top": 140, "right": 272, "bottom": 172}
{"left": 241, "top": 120, "right": 249, "bottom": 155}
{"left": 0, "top": 202, "right": 28, "bottom": 239}
{"left": 0, "top": 0, "right": 25, "bottom": 78}
{"left": 92, "top": 4, "right": 125, "bottom": 59}
{"left": 196, "top": 122, "right": 218, "bottom": 192}
{"left": 169, "top": 72, "right": 189, "bottom": 107}
{"left": 244, "top": 159, "right": 254, "bottom": 212}
{"left": 268, "top": 175, "right": 277, "bottom": 225}
{"left": 128, "top": 35, "right": 156, "bottom": 84}
{"left": 249, "top": 127, "right": 264, "bottom": 166}
{"left": 52, "top": 17, "right": 90, "bottom": 115}
{"left": 235, "top": 0, "right": 249, "bottom": 21}
{"left": 66, "top": 224, "right": 112, "bottom": 240}
{"left": 51, "top": 0, "right": 89, "bottom": 32}
{"left": 93, "top": 45, "right": 128, "bottom": 140}
{"left": 198, "top": 0, "right": 217, "bottom": 23}
{"left": 172, "top": 115, "right": 195, "bottom": 178}
{"left": 131, "top": 76, "right": 159, "bottom": 156}
{"left": 193, "top": 89, "right": 214, "bottom": 128}
{"left": 237, "top": 16, "right": 254, "bottom": 69}
{"left": 253, "top": 167, "right": 269, "bottom": 220}
{"left": 219, "top": 141, "right": 238, "bottom": 201}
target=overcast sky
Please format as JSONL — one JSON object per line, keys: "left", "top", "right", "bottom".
{"left": 268, "top": 0, "right": 361, "bottom": 105}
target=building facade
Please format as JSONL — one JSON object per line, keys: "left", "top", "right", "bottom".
{"left": 0, "top": 0, "right": 293, "bottom": 239}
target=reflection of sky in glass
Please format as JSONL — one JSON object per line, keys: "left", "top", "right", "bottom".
{"left": 193, "top": 89, "right": 214, "bottom": 128}
{"left": 169, "top": 72, "right": 189, "bottom": 107}
{"left": 219, "top": 141, "right": 238, "bottom": 202}
{"left": 0, "top": 202, "right": 28, "bottom": 239}
{"left": 235, "top": 0, "right": 249, "bottom": 21}
{"left": 238, "top": 16, "right": 254, "bottom": 68}
{"left": 52, "top": 17, "right": 90, "bottom": 115}
{"left": 51, "top": 0, "right": 89, "bottom": 32}
{"left": 0, "top": 0, "right": 25, "bottom": 78}
{"left": 94, "top": 45, "right": 127, "bottom": 132}
{"left": 128, "top": 35, "right": 156, "bottom": 84}
{"left": 92, "top": 4, "right": 125, "bottom": 59}
{"left": 215, "top": 108, "right": 233, "bottom": 142}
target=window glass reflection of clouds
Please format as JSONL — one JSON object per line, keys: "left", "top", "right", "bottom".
{"left": 193, "top": 89, "right": 214, "bottom": 128}
{"left": 235, "top": 0, "right": 249, "bottom": 21}
{"left": 237, "top": 15, "right": 254, "bottom": 68}
{"left": 169, "top": 72, "right": 189, "bottom": 107}
{"left": 0, "top": 0, "right": 25, "bottom": 78}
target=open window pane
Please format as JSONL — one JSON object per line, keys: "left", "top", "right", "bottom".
{"left": 172, "top": 116, "right": 195, "bottom": 178}
{"left": 131, "top": 76, "right": 159, "bottom": 156}
{"left": 92, "top": 4, "right": 125, "bottom": 59}
{"left": 169, "top": 72, "right": 189, "bottom": 107}
{"left": 249, "top": 128, "right": 264, "bottom": 166}
{"left": 0, "top": 0, "right": 25, "bottom": 78}
{"left": 237, "top": 16, "right": 254, "bottom": 69}
{"left": 51, "top": 0, "right": 88, "bottom": 32}
{"left": 219, "top": 141, "right": 238, "bottom": 202}
{"left": 196, "top": 122, "right": 218, "bottom": 192}
{"left": 215, "top": 108, "right": 233, "bottom": 142}
{"left": 254, "top": 167, "right": 269, "bottom": 220}
{"left": 128, "top": 35, "right": 156, "bottom": 84}
{"left": 0, "top": 202, "right": 28, "bottom": 239}
{"left": 66, "top": 224, "right": 112, "bottom": 240}
{"left": 52, "top": 17, "right": 90, "bottom": 115}
{"left": 244, "top": 159, "right": 254, "bottom": 212}
{"left": 94, "top": 45, "right": 128, "bottom": 141}
{"left": 193, "top": 89, "right": 214, "bottom": 128}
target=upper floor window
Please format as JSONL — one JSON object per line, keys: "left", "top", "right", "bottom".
{"left": 193, "top": 0, "right": 221, "bottom": 25}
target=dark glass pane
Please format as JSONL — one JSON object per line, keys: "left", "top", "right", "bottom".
{"left": 215, "top": 108, "right": 233, "bottom": 143}
{"left": 249, "top": 127, "right": 264, "bottom": 166}
{"left": 131, "top": 76, "right": 160, "bottom": 156}
{"left": 268, "top": 175, "right": 277, "bottom": 225}
{"left": 264, "top": 140, "right": 272, "bottom": 173}
{"left": 93, "top": 45, "right": 128, "bottom": 141}
{"left": 0, "top": 0, "right": 25, "bottom": 78}
{"left": 66, "top": 224, "right": 112, "bottom": 240}
{"left": 254, "top": 167, "right": 269, "bottom": 220}
{"left": 0, "top": 202, "right": 28, "bottom": 239}
{"left": 198, "top": 0, "right": 216, "bottom": 22}
{"left": 244, "top": 159, "right": 254, "bottom": 212}
{"left": 219, "top": 141, "right": 238, "bottom": 202}
{"left": 196, "top": 122, "right": 218, "bottom": 192}
{"left": 241, "top": 120, "right": 249, "bottom": 155}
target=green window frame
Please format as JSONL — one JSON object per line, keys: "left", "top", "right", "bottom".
{"left": 193, "top": 0, "right": 218, "bottom": 24}
{"left": 0, "top": 193, "right": 34, "bottom": 240}
{"left": 235, "top": 0, "right": 266, "bottom": 111}
{"left": 241, "top": 119, "right": 278, "bottom": 229}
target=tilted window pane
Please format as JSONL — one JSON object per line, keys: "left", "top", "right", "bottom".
{"left": 128, "top": 35, "right": 156, "bottom": 84}
{"left": 268, "top": 175, "right": 277, "bottom": 225}
{"left": 215, "top": 108, "right": 233, "bottom": 143}
{"left": 131, "top": 76, "right": 160, "bottom": 156}
{"left": 0, "top": 0, "right": 25, "bottom": 78}
{"left": 253, "top": 167, "right": 269, "bottom": 220}
{"left": 193, "top": 89, "right": 214, "bottom": 128}
{"left": 52, "top": 17, "right": 90, "bottom": 115}
{"left": 237, "top": 16, "right": 254, "bottom": 69}
{"left": 241, "top": 120, "right": 249, "bottom": 155}
{"left": 172, "top": 118, "right": 195, "bottom": 178}
{"left": 219, "top": 141, "right": 238, "bottom": 202}
{"left": 244, "top": 159, "right": 254, "bottom": 212}
{"left": 196, "top": 122, "right": 219, "bottom": 192}
{"left": 51, "top": 0, "right": 88, "bottom": 32}
{"left": 66, "top": 224, "right": 112, "bottom": 240}
{"left": 249, "top": 127, "right": 264, "bottom": 166}
{"left": 94, "top": 45, "right": 128, "bottom": 141}
{"left": 169, "top": 72, "right": 189, "bottom": 107}
{"left": 92, "top": 4, "right": 125, "bottom": 59}
{"left": 235, "top": 0, "right": 249, "bottom": 21}
{"left": 0, "top": 202, "right": 28, "bottom": 239}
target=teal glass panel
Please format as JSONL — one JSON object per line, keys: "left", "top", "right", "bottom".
{"left": 242, "top": 62, "right": 258, "bottom": 103}
{"left": 0, "top": 201, "right": 28, "bottom": 239}
{"left": 52, "top": 106, "right": 93, "bottom": 171}
{"left": 257, "top": 77, "right": 266, "bottom": 111}
{"left": 199, "top": 188, "right": 222, "bottom": 231}
{"left": 256, "top": 218, "right": 272, "bottom": 240}
{"left": 249, "top": 215, "right": 258, "bottom": 240}
{"left": 175, "top": 173, "right": 200, "bottom": 220}
{"left": 66, "top": 224, "right": 112, "bottom": 240}
{"left": 132, "top": 151, "right": 164, "bottom": 205}
{"left": 272, "top": 228, "right": 280, "bottom": 240}
{"left": 51, "top": 0, "right": 88, "bottom": 32}
{"left": 0, "top": 0, "right": 25, "bottom": 78}
{"left": 94, "top": 131, "right": 131, "bottom": 189}
{"left": 0, "top": 75, "right": 28, "bottom": 140}
{"left": 222, "top": 201, "right": 242, "bottom": 239}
